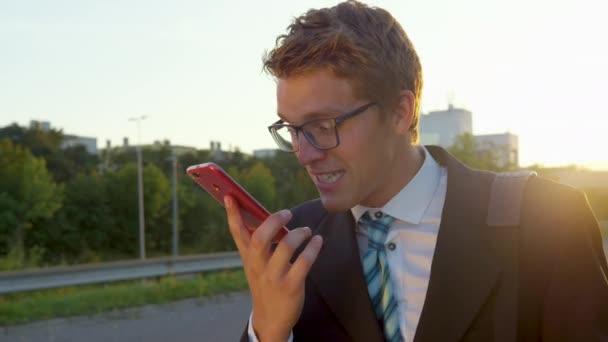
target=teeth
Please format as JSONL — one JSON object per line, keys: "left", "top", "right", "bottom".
{"left": 317, "top": 171, "right": 343, "bottom": 184}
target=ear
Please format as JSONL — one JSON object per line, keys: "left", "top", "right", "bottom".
{"left": 392, "top": 90, "right": 415, "bottom": 135}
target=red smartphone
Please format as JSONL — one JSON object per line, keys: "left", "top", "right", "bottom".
{"left": 186, "top": 162, "right": 288, "bottom": 243}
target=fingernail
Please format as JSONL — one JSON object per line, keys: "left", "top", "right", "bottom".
{"left": 280, "top": 210, "right": 292, "bottom": 219}
{"left": 304, "top": 227, "right": 312, "bottom": 235}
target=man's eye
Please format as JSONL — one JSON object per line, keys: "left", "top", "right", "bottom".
{"left": 312, "top": 121, "right": 332, "bottom": 133}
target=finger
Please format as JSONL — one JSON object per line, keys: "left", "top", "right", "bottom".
{"left": 248, "top": 209, "right": 292, "bottom": 272}
{"left": 266, "top": 227, "right": 312, "bottom": 279}
{"left": 225, "top": 195, "right": 251, "bottom": 252}
{"left": 288, "top": 235, "right": 323, "bottom": 285}
{"left": 249, "top": 209, "right": 292, "bottom": 251}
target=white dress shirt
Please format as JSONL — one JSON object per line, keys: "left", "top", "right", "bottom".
{"left": 351, "top": 146, "right": 447, "bottom": 341}
{"left": 249, "top": 146, "right": 447, "bottom": 342}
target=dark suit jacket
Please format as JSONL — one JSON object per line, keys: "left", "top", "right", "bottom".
{"left": 242, "top": 146, "right": 608, "bottom": 341}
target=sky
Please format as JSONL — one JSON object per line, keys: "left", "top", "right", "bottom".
{"left": 1, "top": 0, "right": 607, "bottom": 169}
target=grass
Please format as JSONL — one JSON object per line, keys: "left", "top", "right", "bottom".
{"left": 0, "top": 269, "right": 248, "bottom": 326}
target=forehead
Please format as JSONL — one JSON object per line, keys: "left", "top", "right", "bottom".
{"left": 276, "top": 69, "right": 360, "bottom": 124}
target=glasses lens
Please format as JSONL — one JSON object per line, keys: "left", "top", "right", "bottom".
{"left": 302, "top": 119, "right": 337, "bottom": 149}
{"left": 270, "top": 125, "right": 297, "bottom": 151}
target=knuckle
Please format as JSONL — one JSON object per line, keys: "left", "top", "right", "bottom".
{"left": 247, "top": 262, "right": 263, "bottom": 278}
{"left": 270, "top": 209, "right": 291, "bottom": 224}
{"left": 279, "top": 229, "right": 307, "bottom": 252}
{"left": 291, "top": 227, "right": 311, "bottom": 241}
{"left": 249, "top": 233, "right": 266, "bottom": 249}
{"left": 265, "top": 271, "right": 281, "bottom": 285}
{"left": 285, "top": 274, "right": 304, "bottom": 291}
{"left": 278, "top": 240, "right": 296, "bottom": 255}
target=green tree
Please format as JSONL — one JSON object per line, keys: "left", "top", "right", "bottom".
{"left": 238, "top": 162, "right": 277, "bottom": 208}
{"left": 448, "top": 133, "right": 506, "bottom": 171}
{"left": 0, "top": 139, "right": 63, "bottom": 255}
{"left": 143, "top": 164, "right": 172, "bottom": 253}
{"left": 179, "top": 175, "right": 234, "bottom": 253}
{"left": 30, "top": 173, "right": 115, "bottom": 263}
{"left": 104, "top": 163, "right": 171, "bottom": 257}
{"left": 262, "top": 152, "right": 318, "bottom": 210}
{"left": 0, "top": 123, "right": 99, "bottom": 183}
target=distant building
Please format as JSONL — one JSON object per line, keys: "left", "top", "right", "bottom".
{"left": 474, "top": 133, "right": 519, "bottom": 169}
{"left": 108, "top": 138, "right": 196, "bottom": 156}
{"left": 253, "top": 149, "right": 279, "bottom": 159}
{"left": 210, "top": 140, "right": 224, "bottom": 160}
{"left": 419, "top": 105, "right": 472, "bottom": 147}
{"left": 30, "top": 120, "right": 98, "bottom": 154}
{"left": 418, "top": 106, "right": 520, "bottom": 168}
{"left": 29, "top": 120, "right": 51, "bottom": 132}
{"left": 171, "top": 145, "right": 198, "bottom": 156}
{"left": 61, "top": 134, "right": 98, "bottom": 155}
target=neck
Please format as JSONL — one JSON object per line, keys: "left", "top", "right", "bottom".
{"left": 362, "top": 143, "right": 425, "bottom": 208}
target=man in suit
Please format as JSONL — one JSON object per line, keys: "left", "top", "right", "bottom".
{"left": 225, "top": 1, "right": 608, "bottom": 341}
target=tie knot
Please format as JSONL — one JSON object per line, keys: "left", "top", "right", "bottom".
{"left": 359, "top": 211, "right": 395, "bottom": 251}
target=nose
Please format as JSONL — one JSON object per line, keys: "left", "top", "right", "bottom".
{"left": 295, "top": 132, "right": 326, "bottom": 166}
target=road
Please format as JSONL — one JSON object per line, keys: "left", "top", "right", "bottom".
{"left": 1, "top": 292, "right": 252, "bottom": 342}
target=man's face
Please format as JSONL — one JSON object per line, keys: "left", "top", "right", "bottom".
{"left": 276, "top": 69, "right": 405, "bottom": 211}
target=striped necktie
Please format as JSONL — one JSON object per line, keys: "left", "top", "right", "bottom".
{"left": 359, "top": 211, "right": 403, "bottom": 342}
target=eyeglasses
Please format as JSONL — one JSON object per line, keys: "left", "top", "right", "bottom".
{"left": 268, "top": 102, "right": 377, "bottom": 152}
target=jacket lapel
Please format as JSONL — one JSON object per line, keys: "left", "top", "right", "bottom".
{"left": 309, "top": 210, "right": 385, "bottom": 342}
{"left": 414, "top": 146, "right": 501, "bottom": 341}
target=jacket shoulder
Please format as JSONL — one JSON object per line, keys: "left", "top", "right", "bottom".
{"left": 521, "top": 175, "right": 606, "bottom": 269}
{"left": 287, "top": 198, "right": 327, "bottom": 231}
{"left": 525, "top": 174, "right": 586, "bottom": 204}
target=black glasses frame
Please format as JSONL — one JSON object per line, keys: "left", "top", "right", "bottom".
{"left": 268, "top": 102, "right": 377, "bottom": 152}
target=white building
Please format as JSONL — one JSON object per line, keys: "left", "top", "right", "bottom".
{"left": 418, "top": 106, "right": 520, "bottom": 168}
{"left": 30, "top": 120, "right": 98, "bottom": 154}
{"left": 419, "top": 105, "right": 472, "bottom": 147}
{"left": 253, "top": 149, "right": 279, "bottom": 159}
{"left": 473, "top": 133, "right": 519, "bottom": 168}
{"left": 61, "top": 134, "right": 98, "bottom": 155}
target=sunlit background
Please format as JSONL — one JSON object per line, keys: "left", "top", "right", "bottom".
{"left": 1, "top": 2, "right": 607, "bottom": 340}
{"left": 1, "top": 0, "right": 607, "bottom": 169}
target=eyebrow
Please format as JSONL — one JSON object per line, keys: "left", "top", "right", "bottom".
{"left": 277, "top": 108, "right": 344, "bottom": 124}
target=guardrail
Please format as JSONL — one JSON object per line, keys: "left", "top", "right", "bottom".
{"left": 0, "top": 252, "right": 242, "bottom": 295}
{"left": 2, "top": 221, "right": 607, "bottom": 295}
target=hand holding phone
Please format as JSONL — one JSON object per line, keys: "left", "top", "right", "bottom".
{"left": 186, "top": 162, "right": 288, "bottom": 242}
{"left": 189, "top": 162, "right": 324, "bottom": 340}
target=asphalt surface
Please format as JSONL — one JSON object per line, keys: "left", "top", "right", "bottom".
{"left": 1, "top": 291, "right": 252, "bottom": 342}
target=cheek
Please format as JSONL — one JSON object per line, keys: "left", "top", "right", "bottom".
{"left": 333, "top": 128, "right": 368, "bottom": 164}
{"left": 336, "top": 126, "right": 382, "bottom": 175}
{"left": 341, "top": 121, "right": 390, "bottom": 157}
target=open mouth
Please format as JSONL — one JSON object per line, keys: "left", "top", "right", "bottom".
{"left": 316, "top": 170, "right": 345, "bottom": 184}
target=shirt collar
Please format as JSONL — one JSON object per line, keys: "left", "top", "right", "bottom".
{"left": 351, "top": 145, "right": 443, "bottom": 225}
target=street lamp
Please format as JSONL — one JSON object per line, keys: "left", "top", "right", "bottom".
{"left": 168, "top": 150, "right": 179, "bottom": 257}
{"left": 128, "top": 115, "right": 147, "bottom": 260}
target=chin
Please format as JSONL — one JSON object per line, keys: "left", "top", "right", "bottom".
{"left": 319, "top": 194, "right": 353, "bottom": 213}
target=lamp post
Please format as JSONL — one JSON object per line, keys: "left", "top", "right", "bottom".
{"left": 129, "top": 115, "right": 147, "bottom": 260}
